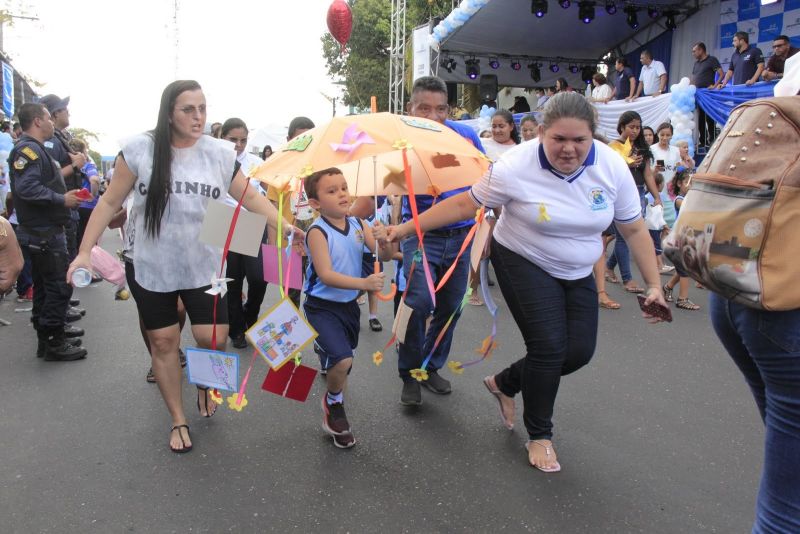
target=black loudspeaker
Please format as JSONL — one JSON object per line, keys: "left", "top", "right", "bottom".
{"left": 446, "top": 82, "right": 458, "bottom": 105}
{"left": 479, "top": 74, "right": 498, "bottom": 102}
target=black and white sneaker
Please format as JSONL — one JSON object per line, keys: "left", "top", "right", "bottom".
{"left": 321, "top": 398, "right": 355, "bottom": 448}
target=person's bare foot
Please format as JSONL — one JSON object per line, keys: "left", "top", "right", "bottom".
{"left": 483, "top": 375, "right": 515, "bottom": 429}
{"left": 526, "top": 439, "right": 561, "bottom": 472}
{"left": 197, "top": 387, "right": 217, "bottom": 417}
{"left": 169, "top": 424, "right": 192, "bottom": 453}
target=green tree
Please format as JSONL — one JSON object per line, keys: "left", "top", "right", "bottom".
{"left": 68, "top": 127, "right": 101, "bottom": 168}
{"left": 321, "top": 0, "right": 452, "bottom": 112}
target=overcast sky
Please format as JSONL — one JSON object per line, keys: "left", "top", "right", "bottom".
{"left": 2, "top": 0, "right": 343, "bottom": 155}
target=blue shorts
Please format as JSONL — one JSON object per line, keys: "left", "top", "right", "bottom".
{"left": 649, "top": 229, "right": 663, "bottom": 255}
{"left": 303, "top": 295, "right": 360, "bottom": 370}
{"left": 361, "top": 252, "right": 382, "bottom": 278}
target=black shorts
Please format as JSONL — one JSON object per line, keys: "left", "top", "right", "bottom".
{"left": 125, "top": 262, "right": 228, "bottom": 330}
{"left": 361, "top": 252, "right": 381, "bottom": 278}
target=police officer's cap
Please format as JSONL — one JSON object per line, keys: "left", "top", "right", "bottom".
{"left": 39, "top": 94, "right": 70, "bottom": 114}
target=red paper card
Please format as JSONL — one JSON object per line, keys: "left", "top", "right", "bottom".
{"left": 75, "top": 188, "right": 93, "bottom": 201}
{"left": 261, "top": 361, "right": 317, "bottom": 402}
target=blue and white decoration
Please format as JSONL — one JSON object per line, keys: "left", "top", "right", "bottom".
{"left": 669, "top": 77, "right": 696, "bottom": 157}
{"left": 430, "top": 0, "right": 491, "bottom": 47}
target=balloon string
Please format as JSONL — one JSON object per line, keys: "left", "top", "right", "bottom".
{"left": 211, "top": 179, "right": 251, "bottom": 351}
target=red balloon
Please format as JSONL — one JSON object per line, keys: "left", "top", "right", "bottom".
{"left": 327, "top": 0, "right": 353, "bottom": 52}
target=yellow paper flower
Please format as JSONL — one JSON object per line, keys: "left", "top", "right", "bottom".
{"left": 409, "top": 368, "right": 429, "bottom": 382}
{"left": 227, "top": 394, "right": 248, "bottom": 412}
{"left": 298, "top": 164, "right": 315, "bottom": 179}
{"left": 537, "top": 203, "right": 551, "bottom": 223}
{"left": 372, "top": 351, "right": 384, "bottom": 366}
{"left": 447, "top": 361, "right": 464, "bottom": 375}
{"left": 392, "top": 139, "right": 414, "bottom": 150}
{"left": 210, "top": 388, "right": 223, "bottom": 405}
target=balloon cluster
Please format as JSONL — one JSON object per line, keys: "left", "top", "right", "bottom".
{"left": 431, "top": 0, "right": 491, "bottom": 45}
{"left": 478, "top": 104, "right": 496, "bottom": 133}
{"left": 668, "top": 77, "right": 696, "bottom": 157}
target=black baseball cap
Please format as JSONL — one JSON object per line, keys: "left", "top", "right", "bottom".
{"left": 39, "top": 94, "right": 70, "bottom": 114}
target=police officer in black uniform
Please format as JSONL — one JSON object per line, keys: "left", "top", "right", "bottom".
{"left": 9, "top": 103, "right": 86, "bottom": 361}
{"left": 39, "top": 94, "right": 86, "bottom": 322}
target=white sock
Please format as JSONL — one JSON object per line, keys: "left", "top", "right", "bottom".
{"left": 326, "top": 390, "right": 343, "bottom": 405}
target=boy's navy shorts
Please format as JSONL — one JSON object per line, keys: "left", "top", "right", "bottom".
{"left": 303, "top": 295, "right": 360, "bottom": 370}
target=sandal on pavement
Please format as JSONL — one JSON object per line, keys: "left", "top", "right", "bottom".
{"left": 676, "top": 298, "right": 700, "bottom": 310}
{"left": 624, "top": 283, "right": 645, "bottom": 294}
{"left": 604, "top": 271, "right": 620, "bottom": 284}
{"left": 170, "top": 424, "right": 192, "bottom": 454}
{"left": 662, "top": 284, "right": 674, "bottom": 302}
{"left": 469, "top": 294, "right": 484, "bottom": 306}
{"left": 526, "top": 440, "right": 561, "bottom": 473}
{"left": 483, "top": 375, "right": 514, "bottom": 430}
{"left": 598, "top": 291, "right": 620, "bottom": 310}
{"left": 196, "top": 386, "right": 216, "bottom": 418}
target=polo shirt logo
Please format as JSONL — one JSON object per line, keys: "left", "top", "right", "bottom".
{"left": 588, "top": 188, "right": 609, "bottom": 211}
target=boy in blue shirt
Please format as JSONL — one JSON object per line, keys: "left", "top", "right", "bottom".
{"left": 303, "top": 167, "right": 392, "bottom": 448}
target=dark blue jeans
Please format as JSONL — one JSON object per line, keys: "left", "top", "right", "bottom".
{"left": 398, "top": 228, "right": 471, "bottom": 379}
{"left": 606, "top": 223, "right": 632, "bottom": 282}
{"left": 709, "top": 293, "right": 800, "bottom": 534}
{"left": 491, "top": 241, "right": 598, "bottom": 441}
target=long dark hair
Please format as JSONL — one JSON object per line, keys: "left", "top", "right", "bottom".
{"left": 617, "top": 110, "right": 651, "bottom": 161}
{"left": 493, "top": 109, "right": 521, "bottom": 144}
{"left": 144, "top": 80, "right": 202, "bottom": 238}
{"left": 220, "top": 117, "right": 248, "bottom": 138}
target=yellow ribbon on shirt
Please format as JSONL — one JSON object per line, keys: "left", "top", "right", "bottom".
{"left": 538, "top": 203, "right": 551, "bottom": 223}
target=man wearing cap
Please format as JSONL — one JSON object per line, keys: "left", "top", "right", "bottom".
{"left": 9, "top": 103, "right": 86, "bottom": 361}
{"left": 40, "top": 94, "right": 87, "bottom": 322}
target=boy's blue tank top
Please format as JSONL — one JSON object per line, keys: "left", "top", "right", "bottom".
{"left": 304, "top": 215, "right": 365, "bottom": 302}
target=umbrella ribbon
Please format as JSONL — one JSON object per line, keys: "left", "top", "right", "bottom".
{"left": 419, "top": 285, "right": 470, "bottom": 371}
{"left": 400, "top": 147, "right": 436, "bottom": 307}
{"left": 459, "top": 258, "right": 498, "bottom": 369}
{"left": 434, "top": 207, "right": 484, "bottom": 292}
{"left": 236, "top": 349, "right": 259, "bottom": 406}
{"left": 277, "top": 191, "right": 285, "bottom": 299}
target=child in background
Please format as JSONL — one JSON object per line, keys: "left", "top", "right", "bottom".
{"left": 303, "top": 168, "right": 392, "bottom": 448}
{"left": 358, "top": 215, "right": 383, "bottom": 332}
{"left": 386, "top": 195, "right": 406, "bottom": 316}
{"left": 645, "top": 172, "right": 675, "bottom": 274}
{"left": 663, "top": 169, "right": 700, "bottom": 310}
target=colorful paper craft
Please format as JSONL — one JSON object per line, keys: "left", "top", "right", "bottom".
{"left": 198, "top": 200, "right": 267, "bottom": 257}
{"left": 262, "top": 244, "right": 303, "bottom": 289}
{"left": 261, "top": 360, "right": 317, "bottom": 402}
{"left": 245, "top": 298, "right": 317, "bottom": 370}
{"left": 185, "top": 348, "right": 240, "bottom": 392}
{"left": 470, "top": 219, "right": 492, "bottom": 272}
{"left": 391, "top": 298, "right": 414, "bottom": 344}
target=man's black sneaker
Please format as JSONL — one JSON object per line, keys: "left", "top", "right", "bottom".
{"left": 232, "top": 333, "right": 248, "bottom": 349}
{"left": 321, "top": 398, "right": 355, "bottom": 448}
{"left": 37, "top": 338, "right": 81, "bottom": 358}
{"left": 63, "top": 325, "right": 84, "bottom": 338}
{"left": 69, "top": 298, "right": 80, "bottom": 306}
{"left": 420, "top": 370, "right": 452, "bottom": 394}
{"left": 369, "top": 318, "right": 383, "bottom": 332}
{"left": 400, "top": 380, "right": 422, "bottom": 406}
{"left": 69, "top": 306, "right": 86, "bottom": 317}
{"left": 65, "top": 310, "right": 82, "bottom": 323}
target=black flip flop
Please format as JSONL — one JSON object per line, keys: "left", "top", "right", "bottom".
{"left": 170, "top": 424, "right": 192, "bottom": 454}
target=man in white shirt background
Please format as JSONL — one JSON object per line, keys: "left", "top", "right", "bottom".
{"left": 633, "top": 50, "right": 668, "bottom": 99}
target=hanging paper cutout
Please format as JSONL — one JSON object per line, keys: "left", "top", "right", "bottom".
{"left": 185, "top": 348, "right": 240, "bottom": 392}
{"left": 470, "top": 218, "right": 492, "bottom": 272}
{"left": 261, "top": 360, "right": 317, "bottom": 402}
{"left": 329, "top": 123, "right": 375, "bottom": 155}
{"left": 198, "top": 200, "right": 268, "bottom": 257}
{"left": 206, "top": 274, "right": 234, "bottom": 298}
{"left": 284, "top": 134, "right": 313, "bottom": 153}
{"left": 262, "top": 244, "right": 303, "bottom": 290}
{"left": 400, "top": 117, "right": 443, "bottom": 132}
{"left": 245, "top": 298, "right": 318, "bottom": 370}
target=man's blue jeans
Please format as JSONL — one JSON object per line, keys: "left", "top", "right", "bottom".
{"left": 398, "top": 229, "right": 471, "bottom": 380}
{"left": 709, "top": 293, "right": 800, "bottom": 534}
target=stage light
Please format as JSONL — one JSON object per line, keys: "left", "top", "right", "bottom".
{"left": 569, "top": 64, "right": 579, "bottom": 74}
{"left": 559, "top": 0, "right": 570, "bottom": 8}
{"left": 511, "top": 60, "right": 522, "bottom": 71}
{"left": 604, "top": 1, "right": 616, "bottom": 14}
{"left": 664, "top": 10, "right": 677, "bottom": 30}
{"left": 489, "top": 58, "right": 500, "bottom": 70}
{"left": 578, "top": 1, "right": 595, "bottom": 23}
{"left": 647, "top": 6, "right": 660, "bottom": 19}
{"left": 531, "top": 0, "right": 548, "bottom": 17}
{"left": 625, "top": 5, "right": 639, "bottom": 29}
{"left": 441, "top": 57, "right": 457, "bottom": 73}
{"left": 528, "top": 63, "right": 542, "bottom": 82}
{"left": 465, "top": 58, "right": 480, "bottom": 80}
{"left": 549, "top": 62, "right": 560, "bottom": 73}
{"left": 581, "top": 65, "right": 596, "bottom": 84}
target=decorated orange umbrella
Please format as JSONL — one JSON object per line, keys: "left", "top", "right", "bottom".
{"left": 249, "top": 112, "right": 490, "bottom": 197}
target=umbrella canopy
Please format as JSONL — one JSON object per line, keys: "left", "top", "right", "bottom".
{"left": 249, "top": 112, "right": 490, "bottom": 197}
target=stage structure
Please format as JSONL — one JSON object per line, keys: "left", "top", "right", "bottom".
{"left": 389, "top": 0, "right": 407, "bottom": 114}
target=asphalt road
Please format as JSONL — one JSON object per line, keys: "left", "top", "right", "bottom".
{"left": 0, "top": 230, "right": 762, "bottom": 533}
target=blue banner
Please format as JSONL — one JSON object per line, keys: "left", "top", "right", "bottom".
{"left": 695, "top": 81, "right": 777, "bottom": 125}
{"left": 2, "top": 62, "right": 13, "bottom": 118}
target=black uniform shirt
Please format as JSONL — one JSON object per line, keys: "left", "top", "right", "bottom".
{"left": 9, "top": 134, "right": 70, "bottom": 226}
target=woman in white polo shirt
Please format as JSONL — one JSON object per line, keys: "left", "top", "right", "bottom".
{"left": 387, "top": 92, "right": 667, "bottom": 472}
